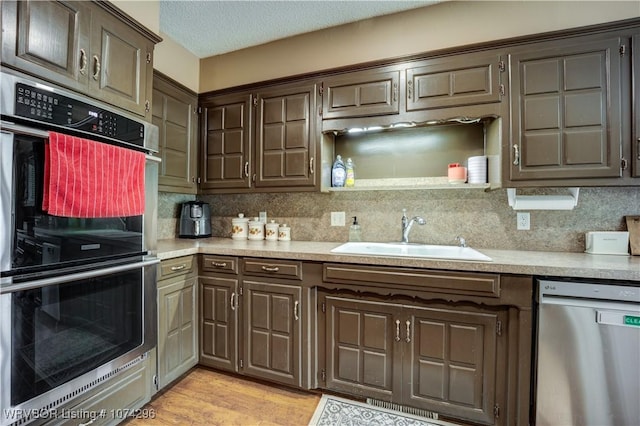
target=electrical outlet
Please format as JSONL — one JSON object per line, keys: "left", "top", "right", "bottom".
{"left": 331, "top": 211, "right": 346, "bottom": 227}
{"left": 517, "top": 212, "right": 530, "bottom": 230}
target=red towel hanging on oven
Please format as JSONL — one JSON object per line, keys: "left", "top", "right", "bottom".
{"left": 43, "top": 131, "right": 145, "bottom": 218}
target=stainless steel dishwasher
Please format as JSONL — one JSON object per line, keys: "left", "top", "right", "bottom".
{"left": 535, "top": 279, "right": 640, "bottom": 426}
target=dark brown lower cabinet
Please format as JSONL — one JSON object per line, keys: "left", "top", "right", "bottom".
{"left": 157, "top": 256, "right": 198, "bottom": 392}
{"left": 199, "top": 275, "right": 239, "bottom": 371}
{"left": 199, "top": 256, "right": 303, "bottom": 388}
{"left": 242, "top": 280, "right": 301, "bottom": 387}
{"left": 323, "top": 295, "right": 505, "bottom": 425}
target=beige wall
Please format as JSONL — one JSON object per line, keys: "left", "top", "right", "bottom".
{"left": 112, "top": 0, "right": 200, "bottom": 92}
{"left": 200, "top": 0, "right": 639, "bottom": 92}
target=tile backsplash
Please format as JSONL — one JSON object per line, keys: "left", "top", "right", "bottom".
{"left": 158, "top": 187, "right": 638, "bottom": 253}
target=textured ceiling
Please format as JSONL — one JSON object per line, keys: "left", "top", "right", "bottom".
{"left": 159, "top": 0, "right": 440, "bottom": 58}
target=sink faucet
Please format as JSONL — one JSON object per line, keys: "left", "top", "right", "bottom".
{"left": 401, "top": 209, "right": 426, "bottom": 243}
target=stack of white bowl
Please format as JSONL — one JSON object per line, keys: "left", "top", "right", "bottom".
{"left": 467, "top": 156, "right": 488, "bottom": 184}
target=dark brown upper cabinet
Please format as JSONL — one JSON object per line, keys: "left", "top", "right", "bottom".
{"left": 200, "top": 92, "right": 253, "bottom": 191}
{"left": 406, "top": 52, "right": 503, "bottom": 111}
{"left": 153, "top": 72, "right": 199, "bottom": 194}
{"left": 322, "top": 70, "right": 400, "bottom": 119}
{"left": 255, "top": 82, "right": 319, "bottom": 189}
{"left": 1, "top": 0, "right": 160, "bottom": 119}
{"left": 508, "top": 35, "right": 629, "bottom": 184}
{"left": 200, "top": 80, "right": 320, "bottom": 193}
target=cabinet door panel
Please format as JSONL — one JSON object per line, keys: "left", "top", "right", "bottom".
{"left": 255, "top": 83, "right": 317, "bottom": 188}
{"left": 243, "top": 280, "right": 301, "bottom": 386}
{"left": 200, "top": 276, "right": 238, "bottom": 371}
{"left": 90, "top": 8, "right": 151, "bottom": 117}
{"left": 322, "top": 70, "right": 400, "bottom": 119}
{"left": 157, "top": 276, "right": 198, "bottom": 390}
{"left": 405, "top": 305, "right": 501, "bottom": 425}
{"left": 153, "top": 74, "right": 198, "bottom": 193}
{"left": 509, "top": 37, "right": 623, "bottom": 180}
{"left": 1, "top": 0, "right": 89, "bottom": 92}
{"left": 201, "top": 94, "right": 252, "bottom": 190}
{"left": 324, "top": 296, "right": 401, "bottom": 402}
{"left": 406, "top": 53, "right": 502, "bottom": 111}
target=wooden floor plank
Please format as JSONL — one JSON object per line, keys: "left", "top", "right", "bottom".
{"left": 124, "top": 367, "right": 321, "bottom": 425}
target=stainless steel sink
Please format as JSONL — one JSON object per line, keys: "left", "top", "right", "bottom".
{"left": 330, "top": 242, "right": 492, "bottom": 262}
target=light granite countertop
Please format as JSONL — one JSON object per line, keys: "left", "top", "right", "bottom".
{"left": 157, "top": 237, "right": 640, "bottom": 282}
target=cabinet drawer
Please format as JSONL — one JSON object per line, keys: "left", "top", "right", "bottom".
{"left": 242, "top": 258, "right": 302, "bottom": 280}
{"left": 159, "top": 256, "right": 195, "bottom": 280}
{"left": 201, "top": 255, "right": 238, "bottom": 274}
{"left": 323, "top": 263, "right": 500, "bottom": 298}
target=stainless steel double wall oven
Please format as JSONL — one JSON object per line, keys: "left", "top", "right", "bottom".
{"left": 0, "top": 69, "right": 159, "bottom": 426}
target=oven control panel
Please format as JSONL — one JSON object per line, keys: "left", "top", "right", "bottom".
{"left": 14, "top": 83, "right": 144, "bottom": 145}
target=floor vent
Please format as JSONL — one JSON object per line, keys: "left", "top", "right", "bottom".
{"left": 366, "top": 398, "right": 439, "bottom": 420}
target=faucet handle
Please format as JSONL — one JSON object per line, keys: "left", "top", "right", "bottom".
{"left": 455, "top": 236, "right": 467, "bottom": 247}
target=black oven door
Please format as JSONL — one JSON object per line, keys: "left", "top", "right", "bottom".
{"left": 0, "top": 259, "right": 157, "bottom": 425}
{"left": 1, "top": 123, "right": 146, "bottom": 280}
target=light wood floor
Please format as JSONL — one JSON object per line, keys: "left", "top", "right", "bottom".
{"left": 125, "top": 367, "right": 321, "bottom": 425}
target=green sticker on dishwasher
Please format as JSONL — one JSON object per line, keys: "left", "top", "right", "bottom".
{"left": 624, "top": 316, "right": 640, "bottom": 326}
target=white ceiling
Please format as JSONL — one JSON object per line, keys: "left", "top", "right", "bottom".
{"left": 159, "top": 0, "right": 440, "bottom": 58}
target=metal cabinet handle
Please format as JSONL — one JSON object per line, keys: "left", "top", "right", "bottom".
{"left": 294, "top": 300, "right": 299, "bottom": 321}
{"left": 637, "top": 138, "right": 640, "bottom": 160}
{"left": 211, "top": 262, "right": 227, "bottom": 268}
{"left": 170, "top": 264, "right": 186, "bottom": 271}
{"left": 261, "top": 265, "right": 280, "bottom": 272}
{"left": 309, "top": 157, "right": 314, "bottom": 174}
{"left": 405, "top": 320, "right": 411, "bottom": 343}
{"left": 393, "top": 82, "right": 398, "bottom": 102}
{"left": 395, "top": 319, "right": 401, "bottom": 342}
{"left": 407, "top": 80, "right": 413, "bottom": 100}
{"left": 79, "top": 49, "right": 87, "bottom": 75}
{"left": 513, "top": 144, "right": 520, "bottom": 166}
{"left": 244, "top": 162, "right": 249, "bottom": 177}
{"left": 92, "top": 55, "right": 101, "bottom": 80}
{"left": 230, "top": 292, "right": 236, "bottom": 311}
{"left": 145, "top": 100, "right": 150, "bottom": 113}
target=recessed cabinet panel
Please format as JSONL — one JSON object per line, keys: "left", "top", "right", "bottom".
{"left": 200, "top": 276, "right": 238, "bottom": 372}
{"left": 154, "top": 73, "right": 198, "bottom": 193}
{"left": 407, "top": 53, "right": 502, "bottom": 111}
{"left": 510, "top": 37, "right": 623, "bottom": 180}
{"left": 404, "top": 306, "right": 499, "bottom": 425}
{"left": 323, "top": 70, "right": 400, "bottom": 119}
{"left": 243, "top": 280, "right": 301, "bottom": 386}
{"left": 2, "top": 0, "right": 89, "bottom": 92}
{"left": 255, "top": 84, "right": 317, "bottom": 188}
{"left": 201, "top": 94, "right": 252, "bottom": 190}
{"left": 325, "top": 297, "right": 398, "bottom": 399}
{"left": 89, "top": 9, "right": 152, "bottom": 117}
{"left": 157, "top": 270, "right": 198, "bottom": 391}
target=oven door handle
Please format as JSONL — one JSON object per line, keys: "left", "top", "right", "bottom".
{"left": 0, "top": 120, "right": 50, "bottom": 138}
{"left": 1, "top": 258, "right": 160, "bottom": 294}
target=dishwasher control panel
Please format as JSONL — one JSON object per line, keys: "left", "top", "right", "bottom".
{"left": 539, "top": 279, "right": 640, "bottom": 303}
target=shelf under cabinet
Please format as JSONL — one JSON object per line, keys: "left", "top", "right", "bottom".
{"left": 322, "top": 177, "right": 492, "bottom": 192}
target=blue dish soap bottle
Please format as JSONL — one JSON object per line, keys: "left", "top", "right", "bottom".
{"left": 331, "top": 155, "right": 346, "bottom": 187}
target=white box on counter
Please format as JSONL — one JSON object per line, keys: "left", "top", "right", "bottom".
{"left": 585, "top": 231, "right": 629, "bottom": 255}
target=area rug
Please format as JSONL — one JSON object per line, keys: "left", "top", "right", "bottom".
{"left": 309, "top": 395, "right": 448, "bottom": 426}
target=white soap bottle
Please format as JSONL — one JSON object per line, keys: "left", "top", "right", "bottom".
{"left": 349, "top": 216, "right": 361, "bottom": 242}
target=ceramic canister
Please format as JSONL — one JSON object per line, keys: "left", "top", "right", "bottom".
{"left": 248, "top": 217, "right": 265, "bottom": 240}
{"left": 231, "top": 213, "right": 249, "bottom": 239}
{"left": 265, "top": 220, "right": 279, "bottom": 241}
{"left": 278, "top": 224, "right": 291, "bottom": 241}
